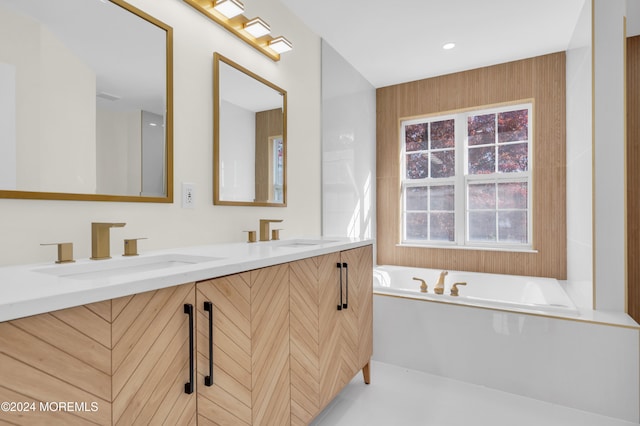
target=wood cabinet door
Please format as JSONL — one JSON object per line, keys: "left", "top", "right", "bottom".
{"left": 290, "top": 251, "right": 353, "bottom": 419}
{"left": 250, "top": 264, "right": 291, "bottom": 426}
{"left": 289, "top": 253, "right": 336, "bottom": 425}
{"left": 318, "top": 252, "right": 354, "bottom": 408}
{"left": 0, "top": 301, "right": 112, "bottom": 425}
{"left": 341, "top": 246, "right": 373, "bottom": 372}
{"left": 196, "top": 272, "right": 253, "bottom": 426}
{"left": 196, "top": 263, "right": 290, "bottom": 426}
{"left": 111, "top": 283, "right": 197, "bottom": 425}
{"left": 289, "top": 247, "right": 373, "bottom": 425}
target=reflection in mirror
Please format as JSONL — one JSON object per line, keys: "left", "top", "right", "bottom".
{"left": 0, "top": 0, "right": 173, "bottom": 202}
{"left": 214, "top": 53, "right": 286, "bottom": 206}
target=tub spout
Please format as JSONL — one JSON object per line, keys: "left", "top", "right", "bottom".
{"left": 450, "top": 282, "right": 467, "bottom": 296}
{"left": 412, "top": 277, "right": 428, "bottom": 293}
{"left": 434, "top": 271, "right": 448, "bottom": 294}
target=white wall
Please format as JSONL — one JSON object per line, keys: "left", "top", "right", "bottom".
{"left": 565, "top": 0, "right": 592, "bottom": 305}
{"left": 141, "top": 111, "right": 165, "bottom": 197}
{"left": 96, "top": 109, "right": 141, "bottom": 196}
{"left": 0, "top": 62, "right": 16, "bottom": 190}
{"left": 593, "top": 0, "right": 627, "bottom": 311}
{"left": 0, "top": 6, "right": 96, "bottom": 194}
{"left": 321, "top": 40, "right": 376, "bottom": 241}
{"left": 0, "top": 0, "right": 322, "bottom": 266}
{"left": 38, "top": 26, "right": 96, "bottom": 194}
{"left": 566, "top": 0, "right": 631, "bottom": 313}
{"left": 219, "top": 100, "right": 255, "bottom": 202}
{"left": 630, "top": 0, "right": 640, "bottom": 36}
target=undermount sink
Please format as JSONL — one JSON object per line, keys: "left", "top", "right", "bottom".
{"left": 33, "top": 253, "right": 222, "bottom": 280}
{"left": 273, "top": 239, "right": 338, "bottom": 249}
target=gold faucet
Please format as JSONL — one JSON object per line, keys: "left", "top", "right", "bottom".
{"left": 259, "top": 219, "right": 283, "bottom": 241}
{"left": 413, "top": 277, "right": 428, "bottom": 293}
{"left": 434, "top": 271, "right": 448, "bottom": 294}
{"left": 91, "top": 222, "right": 126, "bottom": 260}
{"left": 123, "top": 238, "right": 147, "bottom": 257}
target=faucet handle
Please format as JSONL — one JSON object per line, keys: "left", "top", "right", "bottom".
{"left": 271, "top": 229, "right": 283, "bottom": 241}
{"left": 243, "top": 230, "right": 257, "bottom": 243}
{"left": 450, "top": 282, "right": 467, "bottom": 297}
{"left": 123, "top": 238, "right": 147, "bottom": 257}
{"left": 412, "top": 277, "right": 428, "bottom": 293}
{"left": 41, "top": 242, "right": 75, "bottom": 264}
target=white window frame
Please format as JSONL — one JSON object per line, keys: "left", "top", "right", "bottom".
{"left": 270, "top": 135, "right": 284, "bottom": 202}
{"left": 400, "top": 102, "right": 533, "bottom": 251}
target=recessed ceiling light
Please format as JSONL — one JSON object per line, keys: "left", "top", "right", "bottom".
{"left": 442, "top": 42, "right": 456, "bottom": 50}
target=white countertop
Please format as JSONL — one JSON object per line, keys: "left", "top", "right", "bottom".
{"left": 0, "top": 237, "right": 373, "bottom": 322}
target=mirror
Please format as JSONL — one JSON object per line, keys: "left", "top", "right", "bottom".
{"left": 214, "top": 53, "right": 286, "bottom": 206}
{"left": 0, "top": 0, "right": 173, "bottom": 202}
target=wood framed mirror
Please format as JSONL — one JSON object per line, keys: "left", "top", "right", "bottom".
{"left": 0, "top": 0, "right": 173, "bottom": 202}
{"left": 214, "top": 53, "right": 287, "bottom": 207}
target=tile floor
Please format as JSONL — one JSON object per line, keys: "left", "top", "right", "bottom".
{"left": 310, "top": 361, "right": 638, "bottom": 426}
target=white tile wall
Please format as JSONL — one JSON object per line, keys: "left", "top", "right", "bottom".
{"left": 565, "top": 0, "right": 592, "bottom": 289}
{"left": 321, "top": 40, "right": 376, "bottom": 240}
{"left": 593, "top": 0, "right": 627, "bottom": 311}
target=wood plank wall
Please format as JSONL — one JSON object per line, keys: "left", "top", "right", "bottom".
{"left": 255, "top": 108, "right": 284, "bottom": 202}
{"left": 627, "top": 36, "right": 639, "bottom": 322}
{"left": 376, "top": 52, "right": 567, "bottom": 279}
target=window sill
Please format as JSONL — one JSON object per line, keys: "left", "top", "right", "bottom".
{"left": 397, "top": 243, "right": 538, "bottom": 254}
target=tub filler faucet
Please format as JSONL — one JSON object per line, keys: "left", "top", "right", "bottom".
{"left": 434, "top": 271, "right": 448, "bottom": 295}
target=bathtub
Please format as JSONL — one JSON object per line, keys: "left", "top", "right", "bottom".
{"left": 371, "top": 264, "right": 640, "bottom": 422}
{"left": 373, "top": 264, "right": 579, "bottom": 317}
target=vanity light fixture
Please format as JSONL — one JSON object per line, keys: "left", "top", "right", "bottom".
{"left": 244, "top": 17, "right": 270, "bottom": 38}
{"left": 268, "top": 36, "right": 293, "bottom": 54}
{"left": 213, "top": 0, "right": 244, "bottom": 19}
{"left": 183, "top": 0, "right": 292, "bottom": 61}
{"left": 442, "top": 42, "right": 456, "bottom": 50}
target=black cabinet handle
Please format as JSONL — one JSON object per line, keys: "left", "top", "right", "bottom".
{"left": 336, "top": 262, "right": 343, "bottom": 311}
{"left": 184, "top": 303, "right": 194, "bottom": 394}
{"left": 204, "top": 301, "right": 214, "bottom": 387}
{"left": 342, "top": 262, "right": 349, "bottom": 309}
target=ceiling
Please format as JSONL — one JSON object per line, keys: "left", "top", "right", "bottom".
{"left": 279, "top": 0, "right": 590, "bottom": 88}
{"left": 0, "top": 0, "right": 166, "bottom": 114}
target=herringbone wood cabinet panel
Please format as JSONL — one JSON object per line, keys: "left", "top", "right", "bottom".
{"left": 341, "top": 246, "right": 374, "bottom": 372}
{"left": 290, "top": 245, "right": 373, "bottom": 425}
{"left": 289, "top": 252, "right": 338, "bottom": 425}
{"left": 197, "top": 263, "right": 290, "bottom": 426}
{"left": 0, "top": 245, "right": 371, "bottom": 426}
{"left": 111, "top": 283, "right": 197, "bottom": 425}
{"left": 0, "top": 301, "right": 112, "bottom": 425}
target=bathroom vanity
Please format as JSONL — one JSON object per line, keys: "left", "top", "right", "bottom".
{"left": 0, "top": 238, "right": 373, "bottom": 425}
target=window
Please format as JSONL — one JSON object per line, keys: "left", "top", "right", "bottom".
{"left": 401, "top": 103, "right": 532, "bottom": 249}
{"left": 271, "top": 136, "right": 284, "bottom": 202}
